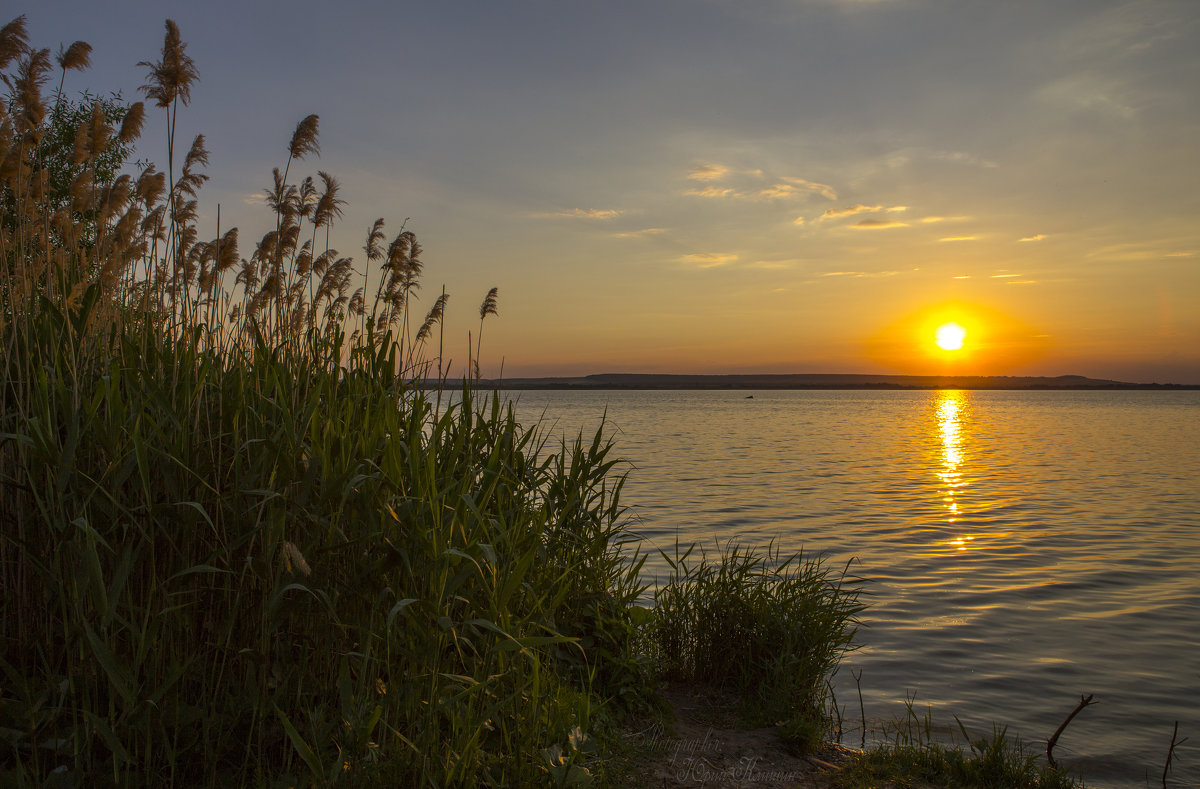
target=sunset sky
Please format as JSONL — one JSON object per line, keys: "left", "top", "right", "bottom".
{"left": 22, "top": 0, "right": 1200, "bottom": 383}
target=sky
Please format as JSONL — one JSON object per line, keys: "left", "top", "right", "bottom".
{"left": 16, "top": 0, "right": 1200, "bottom": 383}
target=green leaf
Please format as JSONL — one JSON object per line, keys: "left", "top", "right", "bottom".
{"left": 274, "top": 706, "right": 324, "bottom": 781}
{"left": 82, "top": 622, "right": 135, "bottom": 707}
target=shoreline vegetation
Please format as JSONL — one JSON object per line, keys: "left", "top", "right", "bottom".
{"left": 1, "top": 16, "right": 1097, "bottom": 787}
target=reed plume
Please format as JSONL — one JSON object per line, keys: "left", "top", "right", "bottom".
{"left": 137, "top": 20, "right": 197, "bottom": 110}
{"left": 54, "top": 40, "right": 91, "bottom": 72}
{"left": 415, "top": 290, "right": 449, "bottom": 345}
{"left": 116, "top": 101, "right": 144, "bottom": 144}
{"left": 474, "top": 286, "right": 499, "bottom": 380}
{"left": 288, "top": 113, "right": 320, "bottom": 161}
{"left": 11, "top": 47, "right": 51, "bottom": 133}
{"left": 0, "top": 15, "right": 29, "bottom": 74}
{"left": 53, "top": 40, "right": 91, "bottom": 101}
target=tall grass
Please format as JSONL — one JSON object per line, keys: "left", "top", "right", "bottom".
{"left": 652, "top": 541, "right": 864, "bottom": 750}
{"left": 833, "top": 701, "right": 1085, "bottom": 788}
{"left": 1, "top": 15, "right": 869, "bottom": 786}
{"left": 0, "top": 16, "right": 650, "bottom": 786}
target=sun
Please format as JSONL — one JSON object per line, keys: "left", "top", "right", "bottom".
{"left": 935, "top": 322, "right": 967, "bottom": 351}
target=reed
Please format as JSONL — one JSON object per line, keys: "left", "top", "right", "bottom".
{"left": 0, "top": 16, "right": 641, "bottom": 786}
{"left": 833, "top": 701, "right": 1085, "bottom": 788}
{"left": 651, "top": 540, "right": 865, "bottom": 750}
{"left": 1, "top": 15, "right": 870, "bottom": 786}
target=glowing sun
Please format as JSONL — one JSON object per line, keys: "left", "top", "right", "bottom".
{"left": 935, "top": 322, "right": 967, "bottom": 351}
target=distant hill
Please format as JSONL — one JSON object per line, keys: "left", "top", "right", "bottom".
{"left": 474, "top": 373, "right": 1197, "bottom": 390}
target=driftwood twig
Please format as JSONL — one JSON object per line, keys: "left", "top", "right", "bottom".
{"left": 1046, "top": 693, "right": 1095, "bottom": 769}
{"left": 1162, "top": 720, "right": 1188, "bottom": 789}
{"left": 853, "top": 669, "right": 866, "bottom": 750}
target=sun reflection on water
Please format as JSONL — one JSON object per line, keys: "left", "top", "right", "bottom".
{"left": 934, "top": 390, "right": 975, "bottom": 552}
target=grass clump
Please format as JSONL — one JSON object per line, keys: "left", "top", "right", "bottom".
{"left": 651, "top": 541, "right": 865, "bottom": 751}
{"left": 833, "top": 703, "right": 1085, "bottom": 789}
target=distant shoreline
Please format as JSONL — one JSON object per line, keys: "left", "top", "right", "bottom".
{"left": 464, "top": 373, "right": 1200, "bottom": 391}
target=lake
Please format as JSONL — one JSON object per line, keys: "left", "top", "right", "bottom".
{"left": 505, "top": 389, "right": 1200, "bottom": 788}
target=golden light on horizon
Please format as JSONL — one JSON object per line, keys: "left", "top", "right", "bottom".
{"left": 935, "top": 322, "right": 967, "bottom": 351}
{"left": 863, "top": 300, "right": 1051, "bottom": 375}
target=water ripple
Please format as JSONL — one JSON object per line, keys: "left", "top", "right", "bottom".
{"left": 511, "top": 389, "right": 1200, "bottom": 788}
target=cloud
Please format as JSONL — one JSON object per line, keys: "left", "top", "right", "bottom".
{"left": 684, "top": 168, "right": 839, "bottom": 205}
{"left": 1038, "top": 75, "right": 1136, "bottom": 119}
{"left": 534, "top": 208, "right": 623, "bottom": 220}
{"left": 921, "top": 216, "right": 969, "bottom": 223}
{"left": 820, "top": 270, "right": 901, "bottom": 278}
{"left": 685, "top": 185, "right": 740, "bottom": 198}
{"left": 933, "top": 151, "right": 999, "bottom": 168}
{"left": 244, "top": 193, "right": 267, "bottom": 205}
{"left": 1089, "top": 243, "right": 1197, "bottom": 262}
{"left": 991, "top": 273, "right": 1021, "bottom": 278}
{"left": 821, "top": 204, "right": 906, "bottom": 220}
{"left": 792, "top": 216, "right": 805, "bottom": 226}
{"left": 1019, "top": 234, "right": 1046, "bottom": 242}
{"left": 852, "top": 219, "right": 909, "bottom": 229}
{"left": 939, "top": 236, "right": 977, "bottom": 242}
{"left": 613, "top": 228, "right": 667, "bottom": 238}
{"left": 749, "top": 259, "right": 798, "bottom": 270}
{"left": 780, "top": 176, "right": 838, "bottom": 200}
{"left": 821, "top": 204, "right": 882, "bottom": 219}
{"left": 680, "top": 252, "right": 738, "bottom": 269}
{"left": 1061, "top": 2, "right": 1180, "bottom": 59}
{"left": 687, "top": 163, "right": 729, "bottom": 182}
{"left": 759, "top": 183, "right": 800, "bottom": 199}
{"left": 813, "top": 0, "right": 897, "bottom": 7}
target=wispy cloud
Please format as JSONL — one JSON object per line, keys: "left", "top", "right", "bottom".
{"left": 687, "top": 163, "right": 729, "bottom": 182}
{"left": 680, "top": 252, "right": 738, "bottom": 269}
{"left": 760, "top": 183, "right": 801, "bottom": 199}
{"left": 1092, "top": 245, "right": 1199, "bottom": 262}
{"left": 780, "top": 176, "right": 837, "bottom": 200}
{"left": 852, "top": 219, "right": 909, "bottom": 229}
{"left": 821, "top": 270, "right": 901, "bottom": 278}
{"left": 921, "top": 215, "right": 969, "bottom": 224}
{"left": 933, "top": 150, "right": 999, "bottom": 168}
{"left": 991, "top": 273, "right": 1021, "bottom": 278}
{"left": 685, "top": 185, "right": 740, "bottom": 199}
{"left": 1061, "top": 2, "right": 1180, "bottom": 60}
{"left": 939, "top": 236, "right": 977, "bottom": 242}
{"left": 821, "top": 204, "right": 906, "bottom": 220}
{"left": 822, "top": 204, "right": 882, "bottom": 219}
{"left": 244, "top": 193, "right": 266, "bottom": 205}
{"left": 749, "top": 259, "right": 799, "bottom": 270}
{"left": 534, "top": 208, "right": 623, "bottom": 220}
{"left": 792, "top": 216, "right": 806, "bottom": 226}
{"left": 1019, "top": 234, "right": 1046, "bottom": 242}
{"left": 613, "top": 227, "right": 667, "bottom": 238}
{"left": 1038, "top": 75, "right": 1137, "bottom": 119}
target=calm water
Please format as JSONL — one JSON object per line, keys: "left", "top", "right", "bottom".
{"left": 506, "top": 389, "right": 1200, "bottom": 788}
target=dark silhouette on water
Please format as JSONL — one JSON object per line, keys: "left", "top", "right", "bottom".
{"left": 466, "top": 372, "right": 1197, "bottom": 391}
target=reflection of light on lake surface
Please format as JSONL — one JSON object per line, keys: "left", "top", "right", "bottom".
{"left": 506, "top": 389, "right": 1200, "bottom": 786}
{"left": 935, "top": 390, "right": 973, "bottom": 550}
